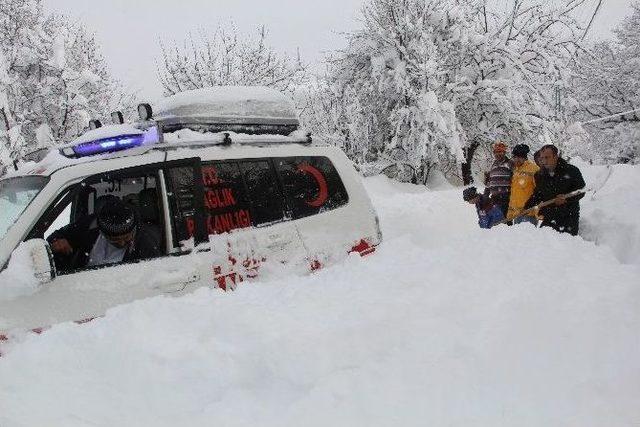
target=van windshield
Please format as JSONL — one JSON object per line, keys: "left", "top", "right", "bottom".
{"left": 0, "top": 176, "right": 48, "bottom": 241}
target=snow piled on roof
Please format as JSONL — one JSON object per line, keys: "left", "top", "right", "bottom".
{"left": 1, "top": 162, "right": 639, "bottom": 426}
{"left": 5, "top": 147, "right": 98, "bottom": 178}
{"left": 155, "top": 86, "right": 298, "bottom": 122}
{"left": 163, "top": 128, "right": 310, "bottom": 145}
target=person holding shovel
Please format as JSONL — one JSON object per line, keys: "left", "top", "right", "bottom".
{"left": 523, "top": 145, "right": 586, "bottom": 236}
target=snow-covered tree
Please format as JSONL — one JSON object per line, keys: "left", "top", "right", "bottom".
{"left": 313, "top": 0, "right": 470, "bottom": 184}
{"left": 568, "top": 2, "right": 640, "bottom": 164}
{"left": 304, "top": 0, "right": 592, "bottom": 184}
{"left": 0, "top": 0, "right": 125, "bottom": 170}
{"left": 157, "top": 24, "right": 308, "bottom": 96}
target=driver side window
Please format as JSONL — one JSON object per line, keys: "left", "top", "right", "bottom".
{"left": 44, "top": 204, "right": 71, "bottom": 240}
{"left": 28, "top": 167, "right": 166, "bottom": 275}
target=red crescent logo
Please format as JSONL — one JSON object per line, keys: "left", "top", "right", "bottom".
{"left": 297, "top": 164, "right": 329, "bottom": 207}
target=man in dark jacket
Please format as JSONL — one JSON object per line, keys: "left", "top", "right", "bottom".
{"left": 524, "top": 145, "right": 586, "bottom": 236}
{"left": 48, "top": 198, "right": 162, "bottom": 271}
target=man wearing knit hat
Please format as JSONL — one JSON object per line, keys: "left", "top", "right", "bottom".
{"left": 87, "top": 198, "right": 161, "bottom": 267}
{"left": 49, "top": 198, "right": 161, "bottom": 270}
{"left": 87, "top": 199, "right": 137, "bottom": 267}
{"left": 485, "top": 141, "right": 513, "bottom": 217}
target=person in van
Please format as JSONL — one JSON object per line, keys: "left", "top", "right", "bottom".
{"left": 507, "top": 144, "right": 539, "bottom": 225}
{"left": 49, "top": 198, "right": 162, "bottom": 270}
{"left": 47, "top": 194, "right": 118, "bottom": 270}
{"left": 463, "top": 187, "right": 504, "bottom": 229}
{"left": 485, "top": 141, "right": 513, "bottom": 217}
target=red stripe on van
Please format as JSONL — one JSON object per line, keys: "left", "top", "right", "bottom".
{"left": 350, "top": 239, "right": 376, "bottom": 256}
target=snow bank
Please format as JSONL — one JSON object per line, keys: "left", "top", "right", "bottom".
{"left": 1, "top": 172, "right": 639, "bottom": 427}
{"left": 578, "top": 159, "right": 640, "bottom": 265}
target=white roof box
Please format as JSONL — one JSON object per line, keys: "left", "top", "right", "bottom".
{"left": 154, "top": 86, "right": 299, "bottom": 129}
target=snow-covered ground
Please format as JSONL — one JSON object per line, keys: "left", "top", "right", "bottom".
{"left": 1, "top": 162, "right": 639, "bottom": 427}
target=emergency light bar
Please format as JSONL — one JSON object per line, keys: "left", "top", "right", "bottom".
{"left": 60, "top": 134, "right": 145, "bottom": 158}
{"left": 59, "top": 124, "right": 157, "bottom": 158}
{"left": 78, "top": 134, "right": 143, "bottom": 155}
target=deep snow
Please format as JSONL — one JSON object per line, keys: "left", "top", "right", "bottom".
{"left": 0, "top": 163, "right": 639, "bottom": 427}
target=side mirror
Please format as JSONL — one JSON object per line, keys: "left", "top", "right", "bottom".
{"left": 22, "top": 239, "right": 56, "bottom": 284}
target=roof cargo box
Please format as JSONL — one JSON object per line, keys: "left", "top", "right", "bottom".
{"left": 155, "top": 86, "right": 300, "bottom": 135}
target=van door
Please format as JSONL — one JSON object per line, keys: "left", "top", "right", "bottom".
{"left": 163, "top": 155, "right": 307, "bottom": 289}
{"left": 0, "top": 161, "right": 206, "bottom": 331}
{"left": 238, "top": 159, "right": 308, "bottom": 270}
{"left": 0, "top": 255, "right": 203, "bottom": 331}
{"left": 274, "top": 155, "right": 364, "bottom": 266}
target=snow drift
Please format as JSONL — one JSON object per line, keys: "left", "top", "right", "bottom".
{"left": 578, "top": 159, "right": 640, "bottom": 265}
{"left": 0, "top": 162, "right": 639, "bottom": 427}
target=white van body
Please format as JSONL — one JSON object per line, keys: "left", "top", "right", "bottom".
{"left": 0, "top": 94, "right": 381, "bottom": 335}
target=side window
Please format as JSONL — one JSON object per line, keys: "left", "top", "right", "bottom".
{"left": 201, "top": 161, "right": 251, "bottom": 235}
{"left": 32, "top": 187, "right": 77, "bottom": 241}
{"left": 31, "top": 169, "right": 165, "bottom": 274}
{"left": 90, "top": 175, "right": 157, "bottom": 213}
{"left": 44, "top": 202, "right": 72, "bottom": 240}
{"left": 165, "top": 165, "right": 201, "bottom": 246}
{"left": 239, "top": 160, "right": 286, "bottom": 226}
{"left": 275, "top": 156, "right": 349, "bottom": 219}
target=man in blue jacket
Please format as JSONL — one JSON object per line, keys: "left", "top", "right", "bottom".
{"left": 463, "top": 187, "right": 504, "bottom": 229}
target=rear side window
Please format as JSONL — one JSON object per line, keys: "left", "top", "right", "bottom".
{"left": 275, "top": 156, "right": 349, "bottom": 219}
{"left": 240, "top": 160, "right": 287, "bottom": 226}
{"left": 201, "top": 161, "right": 252, "bottom": 235}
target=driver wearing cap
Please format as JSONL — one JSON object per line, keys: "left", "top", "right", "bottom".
{"left": 50, "top": 198, "right": 161, "bottom": 270}
{"left": 88, "top": 198, "right": 161, "bottom": 267}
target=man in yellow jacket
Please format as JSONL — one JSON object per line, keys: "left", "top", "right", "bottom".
{"left": 508, "top": 144, "right": 540, "bottom": 224}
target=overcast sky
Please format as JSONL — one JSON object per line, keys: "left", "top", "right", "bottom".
{"left": 42, "top": 0, "right": 635, "bottom": 103}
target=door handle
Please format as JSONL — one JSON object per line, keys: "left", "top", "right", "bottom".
{"left": 153, "top": 271, "right": 200, "bottom": 293}
{"left": 182, "top": 272, "right": 200, "bottom": 284}
{"left": 266, "top": 236, "right": 289, "bottom": 249}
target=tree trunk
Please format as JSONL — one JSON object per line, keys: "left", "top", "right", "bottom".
{"left": 461, "top": 140, "right": 480, "bottom": 185}
{"left": 0, "top": 107, "right": 11, "bottom": 132}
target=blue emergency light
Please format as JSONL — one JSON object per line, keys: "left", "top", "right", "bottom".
{"left": 71, "top": 134, "right": 145, "bottom": 157}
